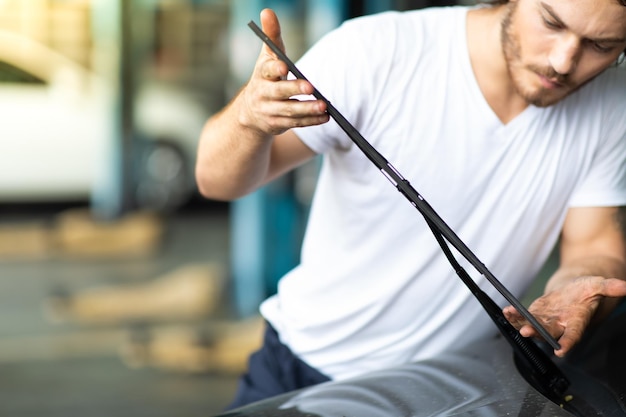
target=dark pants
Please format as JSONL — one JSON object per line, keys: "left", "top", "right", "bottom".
{"left": 225, "top": 322, "right": 331, "bottom": 411}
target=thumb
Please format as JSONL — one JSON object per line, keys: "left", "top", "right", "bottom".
{"left": 260, "top": 8, "right": 286, "bottom": 55}
{"left": 600, "top": 278, "right": 626, "bottom": 298}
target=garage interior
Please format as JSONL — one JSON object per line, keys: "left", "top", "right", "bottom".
{"left": 0, "top": 0, "right": 556, "bottom": 415}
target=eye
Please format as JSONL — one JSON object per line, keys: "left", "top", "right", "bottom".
{"left": 542, "top": 17, "right": 562, "bottom": 30}
{"left": 586, "top": 40, "right": 616, "bottom": 54}
{"left": 594, "top": 44, "right": 613, "bottom": 53}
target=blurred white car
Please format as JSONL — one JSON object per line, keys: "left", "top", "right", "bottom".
{"left": 0, "top": 30, "right": 208, "bottom": 211}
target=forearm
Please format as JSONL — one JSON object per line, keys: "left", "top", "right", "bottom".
{"left": 195, "top": 89, "right": 274, "bottom": 201}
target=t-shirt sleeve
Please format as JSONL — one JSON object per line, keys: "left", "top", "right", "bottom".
{"left": 568, "top": 70, "right": 626, "bottom": 207}
{"left": 290, "top": 20, "right": 370, "bottom": 154}
{"left": 290, "top": 12, "right": 413, "bottom": 155}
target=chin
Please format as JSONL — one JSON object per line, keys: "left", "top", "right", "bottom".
{"left": 526, "top": 92, "right": 564, "bottom": 107}
{"left": 526, "top": 82, "right": 582, "bottom": 107}
{"left": 514, "top": 75, "right": 571, "bottom": 107}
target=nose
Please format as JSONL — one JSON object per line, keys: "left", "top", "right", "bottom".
{"left": 549, "top": 34, "right": 581, "bottom": 76}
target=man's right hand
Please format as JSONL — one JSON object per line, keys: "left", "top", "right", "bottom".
{"left": 195, "top": 8, "right": 322, "bottom": 201}
{"left": 239, "top": 8, "right": 330, "bottom": 136}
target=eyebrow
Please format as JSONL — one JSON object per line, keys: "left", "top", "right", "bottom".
{"left": 540, "top": 2, "right": 626, "bottom": 44}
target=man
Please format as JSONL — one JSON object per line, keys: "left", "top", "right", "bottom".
{"left": 196, "top": 0, "right": 626, "bottom": 408}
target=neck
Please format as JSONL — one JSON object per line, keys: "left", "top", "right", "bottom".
{"left": 467, "top": 5, "right": 529, "bottom": 124}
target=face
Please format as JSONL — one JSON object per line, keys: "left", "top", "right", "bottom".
{"left": 501, "top": 0, "right": 626, "bottom": 107}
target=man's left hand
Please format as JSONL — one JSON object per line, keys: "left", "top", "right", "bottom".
{"left": 503, "top": 276, "right": 626, "bottom": 357}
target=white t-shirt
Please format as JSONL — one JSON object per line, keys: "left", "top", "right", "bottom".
{"left": 260, "top": 6, "right": 626, "bottom": 381}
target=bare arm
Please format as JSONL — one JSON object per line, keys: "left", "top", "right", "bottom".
{"left": 546, "top": 206, "right": 626, "bottom": 316}
{"left": 195, "top": 8, "right": 328, "bottom": 201}
{"left": 504, "top": 206, "right": 626, "bottom": 357}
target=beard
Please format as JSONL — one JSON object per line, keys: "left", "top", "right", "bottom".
{"left": 500, "top": 3, "right": 575, "bottom": 107}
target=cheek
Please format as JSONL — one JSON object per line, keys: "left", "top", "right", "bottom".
{"left": 512, "top": 18, "right": 553, "bottom": 63}
{"left": 521, "top": 38, "right": 550, "bottom": 63}
{"left": 574, "top": 55, "right": 618, "bottom": 84}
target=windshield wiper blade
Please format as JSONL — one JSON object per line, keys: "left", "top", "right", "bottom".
{"left": 424, "top": 217, "right": 570, "bottom": 403}
{"left": 248, "top": 20, "right": 570, "bottom": 403}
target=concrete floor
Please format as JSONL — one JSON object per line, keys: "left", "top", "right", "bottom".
{"left": 0, "top": 201, "right": 240, "bottom": 416}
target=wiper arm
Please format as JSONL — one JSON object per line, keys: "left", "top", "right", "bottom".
{"left": 425, "top": 217, "right": 570, "bottom": 404}
{"left": 248, "top": 20, "right": 570, "bottom": 403}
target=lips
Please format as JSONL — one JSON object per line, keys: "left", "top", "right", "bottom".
{"left": 537, "top": 73, "right": 564, "bottom": 89}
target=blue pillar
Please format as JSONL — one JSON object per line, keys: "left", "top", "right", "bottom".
{"left": 90, "top": 0, "right": 126, "bottom": 219}
{"left": 229, "top": 0, "right": 265, "bottom": 318}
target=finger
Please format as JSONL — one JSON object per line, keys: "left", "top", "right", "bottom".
{"left": 271, "top": 113, "right": 331, "bottom": 129}
{"left": 599, "top": 278, "right": 626, "bottom": 298}
{"left": 269, "top": 79, "right": 316, "bottom": 99}
{"left": 261, "top": 99, "right": 328, "bottom": 123}
{"left": 260, "top": 9, "right": 286, "bottom": 56}
{"left": 250, "top": 78, "right": 319, "bottom": 109}
{"left": 253, "top": 111, "right": 329, "bottom": 134}
{"left": 519, "top": 323, "right": 539, "bottom": 338}
{"left": 257, "top": 58, "right": 290, "bottom": 81}
{"left": 504, "top": 306, "right": 558, "bottom": 340}
{"left": 503, "top": 305, "right": 521, "bottom": 319}
{"left": 554, "top": 318, "right": 586, "bottom": 357}
{"left": 502, "top": 306, "right": 525, "bottom": 326}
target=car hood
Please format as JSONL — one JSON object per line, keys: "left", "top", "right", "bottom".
{"left": 217, "top": 307, "right": 626, "bottom": 417}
